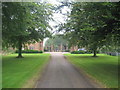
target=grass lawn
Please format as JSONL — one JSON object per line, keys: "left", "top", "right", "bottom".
{"left": 64, "top": 54, "right": 119, "bottom": 88}
{"left": 2, "top": 53, "right": 50, "bottom": 88}
{"left": 0, "top": 55, "right": 2, "bottom": 89}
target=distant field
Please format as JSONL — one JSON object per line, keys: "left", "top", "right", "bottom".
{"left": 64, "top": 54, "right": 118, "bottom": 88}
{"left": 2, "top": 53, "right": 50, "bottom": 88}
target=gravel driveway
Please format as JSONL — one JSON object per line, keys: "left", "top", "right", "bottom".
{"left": 36, "top": 52, "right": 101, "bottom": 88}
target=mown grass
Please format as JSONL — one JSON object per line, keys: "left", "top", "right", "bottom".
{"left": 64, "top": 54, "right": 119, "bottom": 88}
{"left": 2, "top": 53, "right": 50, "bottom": 88}
{"left": 0, "top": 54, "right": 2, "bottom": 89}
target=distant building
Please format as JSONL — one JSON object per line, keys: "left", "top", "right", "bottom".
{"left": 26, "top": 41, "right": 44, "bottom": 51}
{"left": 44, "top": 44, "right": 69, "bottom": 52}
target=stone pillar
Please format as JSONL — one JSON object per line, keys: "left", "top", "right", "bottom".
{"left": 60, "top": 44, "right": 63, "bottom": 52}
{"left": 39, "top": 41, "right": 44, "bottom": 51}
{"left": 53, "top": 45, "right": 55, "bottom": 52}
{"left": 58, "top": 45, "right": 60, "bottom": 52}
{"left": 66, "top": 46, "right": 68, "bottom": 50}
{"left": 70, "top": 46, "right": 73, "bottom": 52}
{"left": 49, "top": 46, "right": 51, "bottom": 52}
{"left": 74, "top": 46, "right": 78, "bottom": 51}
{"left": 70, "top": 45, "right": 78, "bottom": 52}
{"left": 51, "top": 45, "right": 54, "bottom": 52}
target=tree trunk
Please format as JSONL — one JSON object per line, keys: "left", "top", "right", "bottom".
{"left": 93, "top": 49, "right": 97, "bottom": 57}
{"left": 16, "top": 40, "right": 23, "bottom": 58}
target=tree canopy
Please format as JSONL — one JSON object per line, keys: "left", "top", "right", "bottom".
{"left": 59, "top": 2, "right": 120, "bottom": 56}
{"left": 45, "top": 34, "right": 68, "bottom": 48}
{"left": 2, "top": 2, "right": 53, "bottom": 58}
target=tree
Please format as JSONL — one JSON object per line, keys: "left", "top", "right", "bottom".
{"left": 2, "top": 2, "right": 52, "bottom": 58}
{"left": 45, "top": 34, "right": 68, "bottom": 51}
{"left": 59, "top": 2, "right": 120, "bottom": 57}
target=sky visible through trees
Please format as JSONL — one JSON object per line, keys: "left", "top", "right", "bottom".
{"left": 45, "top": 0, "right": 120, "bottom": 57}
{"left": 1, "top": 0, "right": 120, "bottom": 57}
{"left": 1, "top": 0, "right": 119, "bottom": 89}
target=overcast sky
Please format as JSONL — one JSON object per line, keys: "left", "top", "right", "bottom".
{"left": 43, "top": 0, "right": 70, "bottom": 46}
{"left": 47, "top": 0, "right": 69, "bottom": 34}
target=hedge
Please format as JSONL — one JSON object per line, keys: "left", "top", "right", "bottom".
{"left": 71, "top": 50, "right": 100, "bottom": 54}
{"left": 71, "top": 50, "right": 86, "bottom": 54}
{"left": 15, "top": 50, "right": 43, "bottom": 53}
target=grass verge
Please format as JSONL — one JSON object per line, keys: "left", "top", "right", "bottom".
{"left": 64, "top": 54, "right": 119, "bottom": 88}
{"left": 2, "top": 53, "right": 50, "bottom": 88}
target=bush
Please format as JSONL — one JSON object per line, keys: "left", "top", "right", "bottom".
{"left": 44, "top": 49, "right": 48, "bottom": 52}
{"left": 71, "top": 50, "right": 85, "bottom": 54}
{"left": 65, "top": 50, "right": 70, "bottom": 52}
{"left": 71, "top": 50, "right": 100, "bottom": 54}
{"left": 86, "top": 50, "right": 100, "bottom": 54}
{"left": 85, "top": 50, "right": 92, "bottom": 54}
{"left": 15, "top": 49, "right": 43, "bottom": 53}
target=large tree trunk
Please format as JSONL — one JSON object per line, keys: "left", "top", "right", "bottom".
{"left": 16, "top": 40, "right": 23, "bottom": 58}
{"left": 93, "top": 49, "right": 97, "bottom": 57}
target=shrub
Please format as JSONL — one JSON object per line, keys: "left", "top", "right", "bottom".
{"left": 85, "top": 50, "right": 92, "bottom": 54}
{"left": 65, "top": 50, "right": 70, "bottom": 52}
{"left": 71, "top": 50, "right": 85, "bottom": 54}
{"left": 44, "top": 49, "right": 48, "bottom": 52}
{"left": 86, "top": 50, "right": 100, "bottom": 54}
{"left": 15, "top": 49, "right": 43, "bottom": 53}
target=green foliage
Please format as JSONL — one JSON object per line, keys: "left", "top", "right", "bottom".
{"left": 15, "top": 50, "right": 43, "bottom": 53}
{"left": 71, "top": 50, "right": 86, "bottom": 54}
{"left": 65, "top": 50, "right": 70, "bottom": 52}
{"left": 59, "top": 2, "right": 120, "bottom": 56}
{"left": 45, "top": 34, "right": 68, "bottom": 48}
{"left": 2, "top": 2, "right": 53, "bottom": 57}
{"left": 71, "top": 50, "right": 97, "bottom": 54}
{"left": 2, "top": 2, "right": 52, "bottom": 45}
{"left": 85, "top": 50, "right": 93, "bottom": 54}
{"left": 2, "top": 48, "right": 15, "bottom": 55}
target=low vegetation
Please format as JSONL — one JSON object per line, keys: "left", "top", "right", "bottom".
{"left": 15, "top": 49, "right": 43, "bottom": 53}
{"left": 71, "top": 50, "right": 93, "bottom": 54}
{"left": 64, "top": 54, "right": 118, "bottom": 88}
{"left": 2, "top": 53, "right": 50, "bottom": 88}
